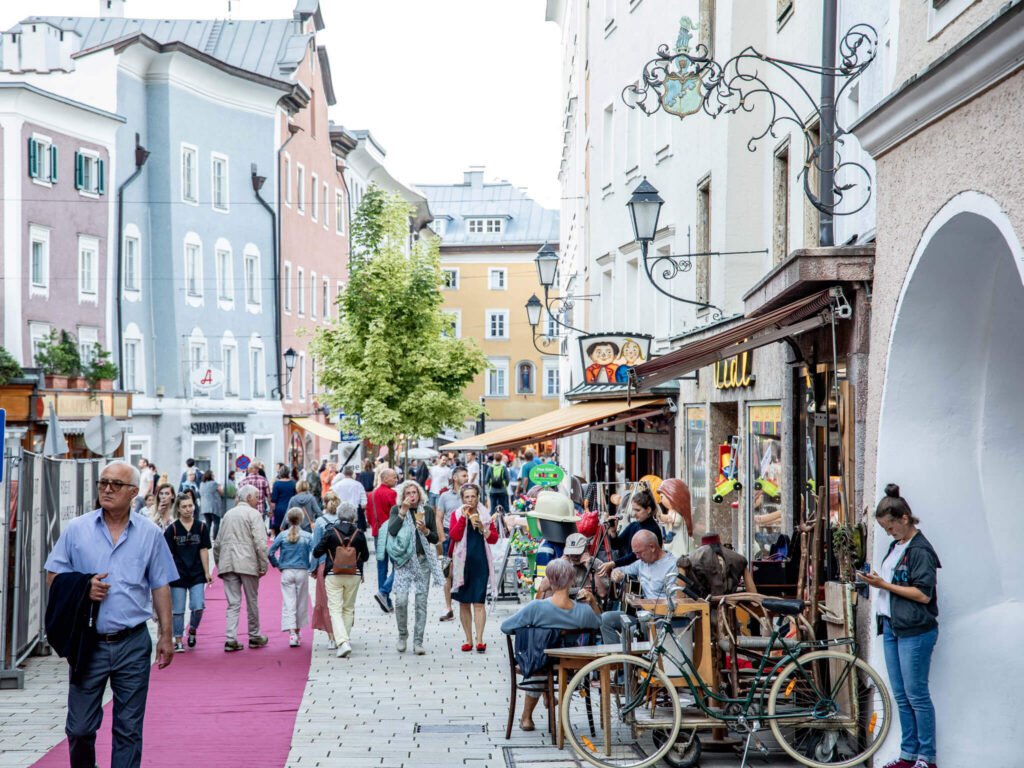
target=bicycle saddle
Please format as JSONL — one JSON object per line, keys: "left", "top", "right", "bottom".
{"left": 761, "top": 597, "right": 805, "bottom": 616}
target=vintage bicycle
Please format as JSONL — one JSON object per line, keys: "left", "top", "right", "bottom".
{"left": 560, "top": 586, "right": 891, "bottom": 768}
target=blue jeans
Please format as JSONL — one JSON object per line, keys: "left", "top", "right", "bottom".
{"left": 67, "top": 625, "right": 151, "bottom": 768}
{"left": 375, "top": 535, "right": 393, "bottom": 596}
{"left": 170, "top": 583, "right": 206, "bottom": 638}
{"left": 489, "top": 492, "right": 510, "bottom": 514}
{"left": 882, "top": 618, "right": 938, "bottom": 763}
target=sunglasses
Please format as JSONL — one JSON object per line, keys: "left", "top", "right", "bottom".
{"left": 97, "top": 479, "right": 138, "bottom": 492}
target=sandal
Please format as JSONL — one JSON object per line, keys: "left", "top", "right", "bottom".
{"left": 475, "top": 643, "right": 487, "bottom": 653}
{"left": 439, "top": 610, "right": 454, "bottom": 622}
{"left": 519, "top": 719, "right": 535, "bottom": 732}
{"left": 461, "top": 643, "right": 473, "bottom": 652}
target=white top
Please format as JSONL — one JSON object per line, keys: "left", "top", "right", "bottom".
{"left": 876, "top": 535, "right": 913, "bottom": 618}
{"left": 139, "top": 467, "right": 155, "bottom": 497}
{"left": 331, "top": 476, "right": 367, "bottom": 509}
{"left": 428, "top": 465, "right": 451, "bottom": 494}
{"left": 619, "top": 552, "right": 678, "bottom": 600}
{"left": 466, "top": 460, "right": 480, "bottom": 485}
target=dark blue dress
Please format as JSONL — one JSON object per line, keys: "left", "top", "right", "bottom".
{"left": 453, "top": 525, "right": 488, "bottom": 604}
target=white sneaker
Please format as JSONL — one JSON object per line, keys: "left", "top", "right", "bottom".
{"left": 336, "top": 641, "right": 352, "bottom": 658}
{"left": 289, "top": 632, "right": 299, "bottom": 647}
{"left": 326, "top": 639, "right": 337, "bottom": 650}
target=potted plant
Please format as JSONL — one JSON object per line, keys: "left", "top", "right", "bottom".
{"left": 0, "top": 346, "right": 23, "bottom": 386}
{"left": 84, "top": 344, "right": 119, "bottom": 391}
{"left": 34, "top": 329, "right": 81, "bottom": 388}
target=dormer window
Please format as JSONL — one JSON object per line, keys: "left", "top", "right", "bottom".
{"left": 467, "top": 217, "right": 504, "bottom": 234}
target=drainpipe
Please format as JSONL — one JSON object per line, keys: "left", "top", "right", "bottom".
{"left": 251, "top": 164, "right": 279, "bottom": 399}
{"left": 819, "top": 0, "right": 837, "bottom": 247}
{"left": 115, "top": 133, "right": 150, "bottom": 390}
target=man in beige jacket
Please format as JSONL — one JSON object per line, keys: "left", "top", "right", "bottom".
{"left": 214, "top": 485, "right": 270, "bottom": 651}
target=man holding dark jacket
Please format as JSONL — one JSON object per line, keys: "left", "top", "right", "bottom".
{"left": 45, "top": 460, "right": 178, "bottom": 768}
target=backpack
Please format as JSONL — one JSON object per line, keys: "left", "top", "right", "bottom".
{"left": 331, "top": 526, "right": 359, "bottom": 575}
{"left": 488, "top": 463, "right": 508, "bottom": 490}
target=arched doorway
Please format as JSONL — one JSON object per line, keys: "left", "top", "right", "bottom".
{"left": 875, "top": 192, "right": 1024, "bottom": 765}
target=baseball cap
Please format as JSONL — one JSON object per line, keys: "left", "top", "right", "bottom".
{"left": 564, "top": 533, "right": 588, "bottom": 556}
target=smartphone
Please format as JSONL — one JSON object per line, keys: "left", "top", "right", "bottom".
{"left": 854, "top": 562, "right": 871, "bottom": 580}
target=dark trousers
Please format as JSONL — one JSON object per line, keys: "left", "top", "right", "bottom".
{"left": 489, "top": 492, "right": 510, "bottom": 514}
{"left": 203, "top": 512, "right": 221, "bottom": 539}
{"left": 357, "top": 505, "right": 368, "bottom": 532}
{"left": 67, "top": 626, "right": 152, "bottom": 768}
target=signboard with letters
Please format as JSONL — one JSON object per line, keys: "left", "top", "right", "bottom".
{"left": 190, "top": 367, "right": 225, "bottom": 393}
{"left": 577, "top": 333, "right": 654, "bottom": 386}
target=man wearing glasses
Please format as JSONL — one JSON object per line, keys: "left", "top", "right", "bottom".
{"left": 46, "top": 460, "right": 178, "bottom": 768}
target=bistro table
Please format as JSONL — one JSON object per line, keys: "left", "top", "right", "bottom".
{"left": 544, "top": 641, "right": 652, "bottom": 750}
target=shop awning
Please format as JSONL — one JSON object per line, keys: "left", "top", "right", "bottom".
{"left": 631, "top": 289, "right": 839, "bottom": 389}
{"left": 290, "top": 417, "right": 341, "bottom": 443}
{"left": 444, "top": 398, "right": 668, "bottom": 452}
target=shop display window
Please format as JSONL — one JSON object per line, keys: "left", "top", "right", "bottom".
{"left": 685, "top": 406, "right": 707, "bottom": 537}
{"left": 747, "top": 404, "right": 787, "bottom": 561}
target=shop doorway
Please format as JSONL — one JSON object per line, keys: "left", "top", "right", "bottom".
{"left": 875, "top": 193, "right": 1024, "bottom": 766}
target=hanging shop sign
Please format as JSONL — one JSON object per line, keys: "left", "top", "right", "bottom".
{"left": 190, "top": 366, "right": 225, "bottom": 393}
{"left": 529, "top": 463, "right": 566, "bottom": 487}
{"left": 713, "top": 350, "right": 756, "bottom": 389}
{"left": 190, "top": 421, "right": 246, "bottom": 435}
{"left": 578, "top": 333, "right": 654, "bottom": 386}
{"left": 37, "top": 392, "right": 131, "bottom": 420}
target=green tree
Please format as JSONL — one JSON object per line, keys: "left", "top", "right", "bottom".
{"left": 312, "top": 186, "right": 487, "bottom": 458}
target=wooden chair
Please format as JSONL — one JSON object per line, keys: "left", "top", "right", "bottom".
{"left": 505, "top": 632, "right": 557, "bottom": 739}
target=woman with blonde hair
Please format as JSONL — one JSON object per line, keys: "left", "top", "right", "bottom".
{"left": 150, "top": 483, "right": 176, "bottom": 531}
{"left": 310, "top": 491, "right": 342, "bottom": 649}
{"left": 383, "top": 480, "right": 441, "bottom": 654}
{"left": 269, "top": 507, "right": 314, "bottom": 647}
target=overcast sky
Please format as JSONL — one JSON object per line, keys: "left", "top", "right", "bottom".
{"left": 0, "top": 0, "right": 563, "bottom": 208}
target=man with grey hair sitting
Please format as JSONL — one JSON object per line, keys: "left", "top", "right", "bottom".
{"left": 501, "top": 558, "right": 601, "bottom": 732}
{"left": 599, "top": 529, "right": 678, "bottom": 644}
{"left": 214, "top": 485, "right": 270, "bottom": 652}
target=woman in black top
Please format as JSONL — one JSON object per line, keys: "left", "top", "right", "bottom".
{"left": 599, "top": 489, "right": 663, "bottom": 573}
{"left": 164, "top": 493, "right": 212, "bottom": 652}
{"left": 356, "top": 458, "right": 376, "bottom": 532}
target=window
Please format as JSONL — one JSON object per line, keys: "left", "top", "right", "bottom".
{"left": 773, "top": 141, "right": 790, "bottom": 265}
{"left": 222, "top": 337, "right": 239, "bottom": 396}
{"left": 625, "top": 103, "right": 640, "bottom": 173}
{"left": 284, "top": 154, "right": 292, "bottom": 206}
{"left": 249, "top": 340, "right": 266, "bottom": 397}
{"left": 748, "top": 404, "right": 786, "bottom": 559}
{"left": 543, "top": 360, "right": 561, "bottom": 396}
{"left": 29, "top": 225, "right": 49, "bottom": 297}
{"left": 430, "top": 218, "right": 447, "bottom": 237}
{"left": 181, "top": 145, "right": 198, "bottom": 203}
{"left": 442, "top": 310, "right": 461, "bottom": 338}
{"left": 516, "top": 361, "right": 535, "bottom": 395}
{"left": 297, "top": 267, "right": 305, "bottom": 315}
{"left": 803, "top": 121, "right": 820, "bottom": 248}
{"left": 29, "top": 322, "right": 52, "bottom": 366}
{"left": 189, "top": 331, "right": 207, "bottom": 374}
{"left": 545, "top": 311, "right": 558, "bottom": 339}
{"left": 441, "top": 268, "right": 459, "bottom": 289}
{"left": 311, "top": 174, "right": 319, "bottom": 221}
{"left": 216, "top": 242, "right": 233, "bottom": 304}
{"left": 322, "top": 279, "right": 330, "bottom": 322}
{"left": 184, "top": 235, "right": 203, "bottom": 303}
{"left": 485, "top": 359, "right": 509, "bottom": 397}
{"left": 78, "top": 236, "right": 99, "bottom": 301}
{"left": 310, "top": 271, "right": 318, "bottom": 319}
{"left": 488, "top": 268, "right": 507, "bottom": 290}
{"left": 323, "top": 182, "right": 330, "bottom": 229}
{"left": 78, "top": 326, "right": 98, "bottom": 366}
{"left": 244, "top": 246, "right": 261, "bottom": 308}
{"left": 335, "top": 190, "right": 345, "bottom": 234}
{"left": 124, "top": 338, "right": 140, "bottom": 391}
{"left": 74, "top": 151, "right": 105, "bottom": 196}
{"left": 297, "top": 165, "right": 306, "bottom": 213}
{"left": 211, "top": 154, "right": 229, "bottom": 212}
{"left": 467, "top": 218, "right": 504, "bottom": 234}
{"left": 696, "top": 175, "right": 711, "bottom": 308}
{"left": 27, "top": 136, "right": 58, "bottom": 183}
{"left": 123, "top": 227, "right": 141, "bottom": 294}
{"left": 283, "top": 262, "right": 293, "bottom": 313}
{"left": 486, "top": 310, "right": 509, "bottom": 339}
{"left": 603, "top": 104, "right": 615, "bottom": 190}
{"left": 298, "top": 352, "right": 307, "bottom": 401}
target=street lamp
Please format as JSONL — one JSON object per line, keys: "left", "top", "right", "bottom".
{"left": 531, "top": 244, "right": 583, "bottom": 340}
{"left": 626, "top": 178, "right": 664, "bottom": 245}
{"left": 535, "top": 242, "right": 559, "bottom": 289}
{"left": 525, "top": 293, "right": 565, "bottom": 356}
{"left": 271, "top": 347, "right": 299, "bottom": 399}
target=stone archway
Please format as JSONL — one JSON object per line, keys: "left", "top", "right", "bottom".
{"left": 875, "top": 192, "right": 1024, "bottom": 765}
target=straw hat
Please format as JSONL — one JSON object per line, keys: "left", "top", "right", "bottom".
{"left": 529, "top": 492, "right": 576, "bottom": 522}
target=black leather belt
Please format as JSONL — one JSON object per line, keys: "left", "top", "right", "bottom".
{"left": 95, "top": 622, "right": 147, "bottom": 643}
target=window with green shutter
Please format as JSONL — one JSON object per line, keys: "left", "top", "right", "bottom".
{"left": 27, "top": 137, "right": 39, "bottom": 178}
{"left": 74, "top": 151, "right": 84, "bottom": 190}
{"left": 49, "top": 145, "right": 58, "bottom": 183}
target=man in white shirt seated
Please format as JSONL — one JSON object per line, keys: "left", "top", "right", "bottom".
{"left": 600, "top": 529, "right": 678, "bottom": 644}
{"left": 331, "top": 466, "right": 367, "bottom": 512}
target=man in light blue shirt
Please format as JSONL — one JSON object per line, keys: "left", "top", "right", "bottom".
{"left": 46, "top": 460, "right": 178, "bottom": 768}
{"left": 600, "top": 529, "right": 678, "bottom": 644}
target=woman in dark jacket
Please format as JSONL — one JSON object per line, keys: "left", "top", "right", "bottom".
{"left": 858, "top": 484, "right": 941, "bottom": 768}
{"left": 356, "top": 458, "right": 375, "bottom": 532}
{"left": 269, "top": 465, "right": 297, "bottom": 537}
{"left": 598, "top": 489, "right": 663, "bottom": 573}
{"left": 312, "top": 500, "right": 369, "bottom": 659}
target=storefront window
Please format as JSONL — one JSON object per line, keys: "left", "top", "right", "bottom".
{"left": 685, "top": 406, "right": 707, "bottom": 538}
{"left": 747, "top": 404, "right": 786, "bottom": 561}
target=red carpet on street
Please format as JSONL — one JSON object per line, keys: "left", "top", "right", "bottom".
{"left": 33, "top": 568, "right": 311, "bottom": 768}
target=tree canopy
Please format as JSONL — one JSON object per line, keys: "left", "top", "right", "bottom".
{"left": 312, "top": 185, "right": 486, "bottom": 451}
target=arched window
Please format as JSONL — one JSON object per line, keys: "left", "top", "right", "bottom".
{"left": 516, "top": 361, "right": 535, "bottom": 395}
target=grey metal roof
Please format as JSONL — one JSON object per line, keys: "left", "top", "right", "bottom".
{"left": 23, "top": 15, "right": 308, "bottom": 83}
{"left": 417, "top": 173, "right": 559, "bottom": 246}
{"left": 0, "top": 81, "right": 125, "bottom": 122}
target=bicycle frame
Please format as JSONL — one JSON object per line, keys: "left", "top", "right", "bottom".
{"left": 619, "top": 615, "right": 859, "bottom": 726}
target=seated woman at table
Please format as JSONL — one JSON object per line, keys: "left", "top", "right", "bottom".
{"left": 501, "top": 558, "right": 601, "bottom": 732}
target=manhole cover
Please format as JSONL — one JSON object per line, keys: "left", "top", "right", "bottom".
{"left": 414, "top": 723, "right": 488, "bottom": 734}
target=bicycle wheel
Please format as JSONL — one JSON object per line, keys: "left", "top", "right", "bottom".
{"left": 561, "top": 654, "right": 682, "bottom": 768}
{"left": 767, "top": 650, "right": 891, "bottom": 768}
